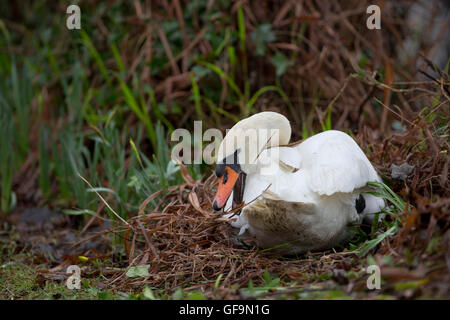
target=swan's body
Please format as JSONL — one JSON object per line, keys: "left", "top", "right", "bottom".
{"left": 213, "top": 112, "right": 385, "bottom": 254}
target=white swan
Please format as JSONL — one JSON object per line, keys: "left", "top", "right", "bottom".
{"left": 212, "top": 111, "right": 385, "bottom": 254}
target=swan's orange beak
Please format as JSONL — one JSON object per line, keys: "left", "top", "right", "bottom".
{"left": 213, "top": 166, "right": 240, "bottom": 211}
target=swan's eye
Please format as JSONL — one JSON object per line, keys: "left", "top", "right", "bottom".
{"left": 216, "top": 149, "right": 241, "bottom": 178}
{"left": 223, "top": 169, "right": 228, "bottom": 184}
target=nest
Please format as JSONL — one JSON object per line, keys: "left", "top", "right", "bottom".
{"left": 104, "top": 164, "right": 359, "bottom": 295}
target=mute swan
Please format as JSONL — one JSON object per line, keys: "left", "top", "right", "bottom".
{"left": 212, "top": 111, "right": 385, "bottom": 254}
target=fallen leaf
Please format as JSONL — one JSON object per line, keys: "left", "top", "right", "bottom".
{"left": 126, "top": 265, "right": 150, "bottom": 278}
{"left": 391, "top": 162, "right": 414, "bottom": 180}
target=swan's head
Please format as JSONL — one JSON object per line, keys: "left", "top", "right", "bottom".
{"left": 212, "top": 111, "right": 291, "bottom": 210}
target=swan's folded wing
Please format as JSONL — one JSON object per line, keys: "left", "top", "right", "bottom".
{"left": 302, "top": 131, "right": 381, "bottom": 196}
{"left": 276, "top": 146, "right": 302, "bottom": 171}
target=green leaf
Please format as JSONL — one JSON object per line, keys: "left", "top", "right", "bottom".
{"left": 166, "top": 160, "right": 180, "bottom": 177}
{"left": 214, "top": 273, "right": 223, "bottom": 289}
{"left": 98, "top": 291, "right": 115, "bottom": 300}
{"left": 126, "top": 265, "right": 150, "bottom": 278}
{"left": 394, "top": 279, "right": 428, "bottom": 291}
{"left": 172, "top": 288, "right": 184, "bottom": 300}
{"left": 263, "top": 268, "right": 271, "bottom": 284}
{"left": 191, "top": 65, "right": 211, "bottom": 80}
{"left": 186, "top": 291, "right": 207, "bottom": 300}
{"left": 190, "top": 73, "right": 203, "bottom": 119}
{"left": 142, "top": 286, "right": 157, "bottom": 300}
{"left": 357, "top": 225, "right": 397, "bottom": 257}
{"left": 129, "top": 138, "right": 143, "bottom": 167}
{"left": 366, "top": 255, "right": 377, "bottom": 266}
{"left": 271, "top": 52, "right": 294, "bottom": 77}
{"left": 250, "top": 24, "right": 276, "bottom": 56}
{"left": 198, "top": 61, "right": 243, "bottom": 98}
{"left": 80, "top": 30, "right": 111, "bottom": 86}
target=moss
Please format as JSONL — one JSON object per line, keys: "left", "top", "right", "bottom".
{"left": 0, "top": 245, "right": 121, "bottom": 300}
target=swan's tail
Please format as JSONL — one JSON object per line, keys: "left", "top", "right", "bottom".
{"left": 361, "top": 193, "right": 386, "bottom": 225}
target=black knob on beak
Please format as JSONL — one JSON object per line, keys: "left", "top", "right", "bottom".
{"left": 212, "top": 200, "right": 221, "bottom": 211}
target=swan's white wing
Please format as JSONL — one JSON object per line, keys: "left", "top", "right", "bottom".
{"left": 297, "top": 130, "right": 381, "bottom": 196}
{"left": 275, "top": 146, "right": 302, "bottom": 171}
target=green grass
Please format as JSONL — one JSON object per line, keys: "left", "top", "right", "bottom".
{"left": 0, "top": 0, "right": 307, "bottom": 217}
{"left": 0, "top": 261, "right": 104, "bottom": 300}
{"left": 348, "top": 181, "right": 407, "bottom": 257}
{"left": 0, "top": 0, "right": 263, "bottom": 216}
{"left": 0, "top": 12, "right": 199, "bottom": 218}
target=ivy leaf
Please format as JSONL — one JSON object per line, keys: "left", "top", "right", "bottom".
{"left": 191, "top": 65, "right": 211, "bottom": 81}
{"left": 271, "top": 52, "right": 294, "bottom": 77}
{"left": 250, "top": 24, "right": 276, "bottom": 56}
